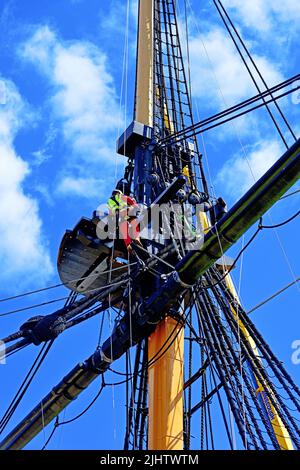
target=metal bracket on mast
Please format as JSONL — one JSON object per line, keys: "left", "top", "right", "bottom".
{"left": 116, "top": 121, "right": 152, "bottom": 158}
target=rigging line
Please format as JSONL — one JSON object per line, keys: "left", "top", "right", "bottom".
{"left": 186, "top": 0, "right": 299, "bottom": 301}
{"left": 0, "top": 279, "right": 127, "bottom": 318}
{"left": 42, "top": 372, "right": 140, "bottom": 450}
{"left": 168, "top": 0, "right": 300, "bottom": 148}
{"left": 97, "top": 307, "right": 106, "bottom": 348}
{"left": 280, "top": 188, "right": 300, "bottom": 200}
{"left": 64, "top": 301, "right": 119, "bottom": 332}
{"left": 204, "top": 206, "right": 300, "bottom": 292}
{"left": 247, "top": 277, "right": 300, "bottom": 315}
{"left": 56, "top": 408, "right": 66, "bottom": 451}
{"left": 160, "top": 73, "right": 300, "bottom": 144}
{"left": 41, "top": 400, "right": 46, "bottom": 447}
{"left": 211, "top": 366, "right": 235, "bottom": 450}
{"left": 44, "top": 375, "right": 137, "bottom": 450}
{"left": 260, "top": 210, "right": 300, "bottom": 229}
{"left": 4, "top": 339, "right": 30, "bottom": 356}
{"left": 0, "top": 263, "right": 137, "bottom": 304}
{"left": 4, "top": 344, "right": 28, "bottom": 359}
{"left": 122, "top": 0, "right": 131, "bottom": 171}
{"left": 109, "top": 367, "right": 132, "bottom": 378}
{"left": 191, "top": 10, "right": 300, "bottom": 304}
{"left": 196, "top": 310, "right": 237, "bottom": 449}
{"left": 170, "top": 4, "right": 295, "bottom": 308}
{"left": 160, "top": 84, "right": 300, "bottom": 143}
{"left": 271, "top": 224, "right": 300, "bottom": 296}
{"left": 1, "top": 249, "right": 177, "bottom": 345}
{"left": 217, "top": 273, "right": 300, "bottom": 403}
{"left": 2, "top": 301, "right": 118, "bottom": 353}
{"left": 146, "top": 313, "right": 186, "bottom": 368}
{"left": 208, "top": 285, "right": 277, "bottom": 449}
{"left": 184, "top": 0, "right": 192, "bottom": 100}
{"left": 233, "top": 234, "right": 247, "bottom": 448}
{"left": 60, "top": 380, "right": 105, "bottom": 426}
{"left": 206, "top": 369, "right": 215, "bottom": 450}
{"left": 115, "top": 0, "right": 130, "bottom": 180}
{"left": 202, "top": 292, "right": 270, "bottom": 449}
{"left": 203, "top": 222, "right": 263, "bottom": 290}
{"left": 42, "top": 378, "right": 105, "bottom": 450}
{"left": 105, "top": 376, "right": 137, "bottom": 387}
{"left": 193, "top": 301, "right": 237, "bottom": 448}
{"left": 162, "top": 0, "right": 208, "bottom": 191}
{"left": 170, "top": 0, "right": 208, "bottom": 191}
{"left": 41, "top": 417, "right": 59, "bottom": 451}
{"left": 127, "top": 250, "right": 136, "bottom": 448}
{"left": 107, "top": 219, "right": 125, "bottom": 442}
{"left": 124, "top": 350, "right": 130, "bottom": 450}
{"left": 224, "top": 310, "right": 300, "bottom": 444}
{"left": 201, "top": 293, "right": 256, "bottom": 448}
{"left": 216, "top": 278, "right": 300, "bottom": 436}
{"left": 194, "top": 295, "right": 251, "bottom": 448}
{"left": 0, "top": 340, "right": 53, "bottom": 435}
{"left": 216, "top": 0, "right": 297, "bottom": 142}
{"left": 213, "top": 0, "right": 289, "bottom": 149}
{"left": 0, "top": 343, "right": 49, "bottom": 428}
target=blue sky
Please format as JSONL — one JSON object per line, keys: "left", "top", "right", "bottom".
{"left": 0, "top": 0, "right": 299, "bottom": 449}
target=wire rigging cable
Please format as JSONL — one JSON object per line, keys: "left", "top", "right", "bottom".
{"left": 0, "top": 341, "right": 53, "bottom": 435}
{"left": 213, "top": 0, "right": 291, "bottom": 149}
{"left": 0, "top": 263, "right": 136, "bottom": 304}
{"left": 214, "top": 0, "right": 297, "bottom": 143}
{"left": 0, "top": 278, "right": 127, "bottom": 318}
{"left": 247, "top": 277, "right": 300, "bottom": 315}
{"left": 159, "top": 75, "right": 300, "bottom": 144}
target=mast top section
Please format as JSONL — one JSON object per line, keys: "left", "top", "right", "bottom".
{"left": 135, "top": 0, "right": 154, "bottom": 127}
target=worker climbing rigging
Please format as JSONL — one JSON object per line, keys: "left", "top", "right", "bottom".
{"left": 107, "top": 189, "right": 143, "bottom": 255}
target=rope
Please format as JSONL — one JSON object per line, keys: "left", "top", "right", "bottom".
{"left": 280, "top": 189, "right": 300, "bottom": 200}
{"left": 247, "top": 277, "right": 300, "bottom": 315}
{"left": 203, "top": 222, "right": 263, "bottom": 290}
{"left": 260, "top": 210, "right": 300, "bottom": 229}
{"left": 203, "top": 206, "right": 300, "bottom": 292}
{"left": 184, "top": 0, "right": 192, "bottom": 99}
{"left": 159, "top": 70, "right": 300, "bottom": 144}
{"left": 0, "top": 341, "right": 53, "bottom": 434}
{"left": 42, "top": 377, "right": 105, "bottom": 450}
{"left": 213, "top": 0, "right": 288, "bottom": 149}
{"left": 60, "top": 381, "right": 105, "bottom": 426}
{"left": 160, "top": 83, "right": 300, "bottom": 144}
{"left": 215, "top": 0, "right": 297, "bottom": 143}
{"left": 0, "top": 278, "right": 127, "bottom": 318}
{"left": 0, "top": 263, "right": 136, "bottom": 304}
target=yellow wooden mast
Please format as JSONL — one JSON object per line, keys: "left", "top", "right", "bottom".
{"left": 135, "top": 0, "right": 184, "bottom": 450}
{"left": 135, "top": 0, "right": 153, "bottom": 127}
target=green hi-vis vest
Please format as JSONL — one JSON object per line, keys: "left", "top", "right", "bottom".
{"left": 107, "top": 194, "right": 128, "bottom": 214}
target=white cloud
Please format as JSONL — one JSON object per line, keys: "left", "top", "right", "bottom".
{"left": 189, "top": 27, "right": 283, "bottom": 107}
{"left": 224, "top": 0, "right": 300, "bottom": 33}
{"left": 0, "top": 79, "right": 53, "bottom": 285}
{"left": 57, "top": 175, "right": 113, "bottom": 198}
{"left": 22, "top": 26, "right": 122, "bottom": 197}
{"left": 216, "top": 139, "right": 283, "bottom": 199}
{"left": 222, "top": 0, "right": 271, "bottom": 32}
